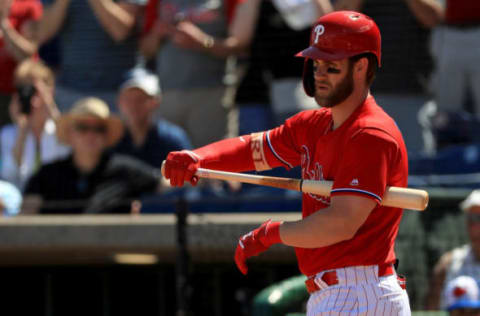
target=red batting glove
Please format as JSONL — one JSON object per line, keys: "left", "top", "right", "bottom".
{"left": 234, "top": 220, "right": 282, "bottom": 275}
{"left": 164, "top": 150, "right": 201, "bottom": 187}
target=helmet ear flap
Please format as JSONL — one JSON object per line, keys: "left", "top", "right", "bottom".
{"left": 303, "top": 59, "right": 315, "bottom": 97}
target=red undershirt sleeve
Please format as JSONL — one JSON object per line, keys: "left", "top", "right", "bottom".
{"left": 189, "top": 113, "right": 308, "bottom": 173}
{"left": 191, "top": 135, "right": 257, "bottom": 172}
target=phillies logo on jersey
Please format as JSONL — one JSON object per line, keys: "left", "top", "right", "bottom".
{"left": 301, "top": 145, "right": 330, "bottom": 204}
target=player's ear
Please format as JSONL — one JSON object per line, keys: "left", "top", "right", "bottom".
{"left": 353, "top": 57, "right": 369, "bottom": 83}
{"left": 354, "top": 57, "right": 368, "bottom": 73}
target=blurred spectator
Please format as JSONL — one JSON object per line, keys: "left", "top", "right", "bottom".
{"left": 426, "top": 190, "right": 480, "bottom": 309}
{"left": 22, "top": 97, "right": 163, "bottom": 214}
{"left": 444, "top": 275, "right": 480, "bottom": 316}
{"left": 0, "top": 180, "right": 22, "bottom": 216}
{"left": 234, "top": 0, "right": 332, "bottom": 130}
{"left": 405, "top": 0, "right": 480, "bottom": 153}
{"left": 261, "top": 0, "right": 332, "bottom": 124}
{"left": 417, "top": 100, "right": 480, "bottom": 155}
{"left": 0, "top": 59, "right": 69, "bottom": 190}
{"left": 406, "top": 0, "right": 480, "bottom": 114}
{"left": 140, "top": 0, "right": 249, "bottom": 147}
{"left": 140, "top": 0, "right": 333, "bottom": 147}
{"left": 0, "top": 0, "right": 42, "bottom": 126}
{"left": 34, "top": 0, "right": 146, "bottom": 112}
{"left": 113, "top": 68, "right": 192, "bottom": 167}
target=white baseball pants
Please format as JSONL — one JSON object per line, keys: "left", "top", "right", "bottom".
{"left": 306, "top": 265, "right": 411, "bottom": 315}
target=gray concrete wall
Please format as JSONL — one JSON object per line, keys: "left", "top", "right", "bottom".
{"left": 0, "top": 214, "right": 300, "bottom": 265}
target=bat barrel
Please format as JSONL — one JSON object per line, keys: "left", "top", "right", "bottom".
{"left": 302, "top": 180, "right": 428, "bottom": 211}
{"left": 383, "top": 187, "right": 429, "bottom": 211}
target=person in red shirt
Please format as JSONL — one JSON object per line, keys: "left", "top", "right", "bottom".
{"left": 164, "top": 11, "right": 411, "bottom": 315}
{"left": 0, "top": 0, "right": 41, "bottom": 126}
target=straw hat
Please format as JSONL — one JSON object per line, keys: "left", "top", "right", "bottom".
{"left": 57, "top": 97, "right": 124, "bottom": 147}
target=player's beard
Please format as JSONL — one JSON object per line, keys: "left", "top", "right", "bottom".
{"left": 314, "top": 63, "right": 354, "bottom": 108}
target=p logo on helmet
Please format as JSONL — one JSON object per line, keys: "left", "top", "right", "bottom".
{"left": 296, "top": 11, "right": 382, "bottom": 97}
{"left": 313, "top": 25, "right": 324, "bottom": 44}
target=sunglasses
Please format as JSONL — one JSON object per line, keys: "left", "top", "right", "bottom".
{"left": 74, "top": 122, "right": 107, "bottom": 135}
{"left": 467, "top": 213, "right": 480, "bottom": 223}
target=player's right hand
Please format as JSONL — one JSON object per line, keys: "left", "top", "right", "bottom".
{"left": 164, "top": 150, "right": 201, "bottom": 187}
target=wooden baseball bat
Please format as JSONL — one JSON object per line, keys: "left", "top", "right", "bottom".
{"left": 161, "top": 162, "right": 429, "bottom": 211}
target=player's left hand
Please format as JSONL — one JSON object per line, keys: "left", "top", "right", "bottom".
{"left": 234, "top": 220, "right": 282, "bottom": 275}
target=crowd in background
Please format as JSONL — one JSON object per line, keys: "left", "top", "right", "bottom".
{"left": 0, "top": 0, "right": 337, "bottom": 214}
{"left": 0, "top": 0, "right": 478, "bottom": 208}
{"left": 0, "top": 2, "right": 477, "bottom": 194}
{"left": 0, "top": 0, "right": 480, "bottom": 312}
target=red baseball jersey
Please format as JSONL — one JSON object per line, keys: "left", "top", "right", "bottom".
{"left": 257, "top": 95, "right": 408, "bottom": 276}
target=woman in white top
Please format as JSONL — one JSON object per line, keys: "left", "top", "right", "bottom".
{"left": 0, "top": 59, "right": 69, "bottom": 190}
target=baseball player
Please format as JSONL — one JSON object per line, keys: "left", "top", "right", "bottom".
{"left": 164, "top": 11, "right": 411, "bottom": 315}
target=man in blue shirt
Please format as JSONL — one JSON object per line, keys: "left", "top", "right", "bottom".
{"left": 113, "top": 68, "right": 192, "bottom": 168}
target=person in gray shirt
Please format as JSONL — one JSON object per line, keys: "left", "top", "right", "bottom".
{"left": 140, "top": 0, "right": 245, "bottom": 148}
{"left": 35, "top": 0, "right": 146, "bottom": 112}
